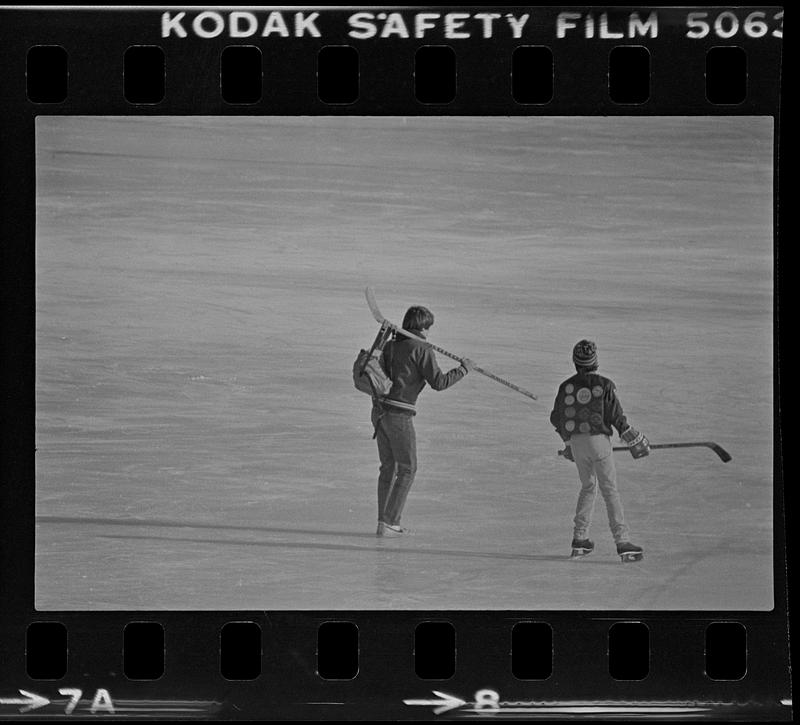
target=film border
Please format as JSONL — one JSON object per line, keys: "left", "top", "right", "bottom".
{"left": 0, "top": 4, "right": 787, "bottom": 721}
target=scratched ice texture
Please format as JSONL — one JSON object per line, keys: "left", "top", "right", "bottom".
{"left": 34, "top": 116, "right": 774, "bottom": 609}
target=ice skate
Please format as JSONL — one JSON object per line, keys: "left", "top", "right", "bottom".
{"left": 379, "top": 522, "right": 409, "bottom": 537}
{"left": 617, "top": 541, "right": 644, "bottom": 563}
{"left": 570, "top": 538, "right": 594, "bottom": 559}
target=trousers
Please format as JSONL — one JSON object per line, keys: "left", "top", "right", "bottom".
{"left": 372, "top": 406, "right": 418, "bottom": 526}
{"left": 568, "top": 433, "right": 631, "bottom": 543}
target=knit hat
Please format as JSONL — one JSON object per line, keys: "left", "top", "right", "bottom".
{"left": 572, "top": 339, "right": 598, "bottom": 368}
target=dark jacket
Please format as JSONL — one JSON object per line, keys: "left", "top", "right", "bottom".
{"left": 550, "top": 371, "right": 628, "bottom": 441}
{"left": 380, "top": 332, "right": 466, "bottom": 413}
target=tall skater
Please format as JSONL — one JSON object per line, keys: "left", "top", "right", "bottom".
{"left": 372, "top": 305, "right": 473, "bottom": 536}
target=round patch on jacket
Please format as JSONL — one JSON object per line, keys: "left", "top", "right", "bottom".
{"left": 576, "top": 387, "right": 591, "bottom": 404}
{"left": 565, "top": 420, "right": 575, "bottom": 432}
{"left": 590, "top": 413, "right": 603, "bottom": 426}
{"left": 565, "top": 407, "right": 576, "bottom": 418}
{"left": 579, "top": 422, "right": 591, "bottom": 433}
{"left": 565, "top": 384, "right": 574, "bottom": 394}
{"left": 564, "top": 395, "right": 575, "bottom": 405}
{"left": 592, "top": 385, "right": 603, "bottom": 398}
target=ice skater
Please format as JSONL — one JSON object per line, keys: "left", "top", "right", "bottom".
{"left": 372, "top": 305, "right": 473, "bottom": 537}
{"left": 550, "top": 340, "right": 649, "bottom": 562}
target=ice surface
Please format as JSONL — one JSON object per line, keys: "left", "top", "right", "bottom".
{"left": 34, "top": 116, "right": 774, "bottom": 610}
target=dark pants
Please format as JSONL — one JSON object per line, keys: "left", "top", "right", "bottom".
{"left": 372, "top": 406, "right": 418, "bottom": 526}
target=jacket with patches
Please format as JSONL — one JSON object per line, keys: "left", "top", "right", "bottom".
{"left": 550, "top": 371, "right": 628, "bottom": 441}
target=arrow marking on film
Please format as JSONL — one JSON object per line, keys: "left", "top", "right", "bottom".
{"left": 0, "top": 690, "right": 50, "bottom": 713}
{"left": 403, "top": 691, "right": 467, "bottom": 715}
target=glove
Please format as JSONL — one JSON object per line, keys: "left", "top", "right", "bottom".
{"left": 460, "top": 358, "right": 475, "bottom": 372}
{"left": 621, "top": 426, "right": 650, "bottom": 459}
{"left": 561, "top": 444, "right": 574, "bottom": 462}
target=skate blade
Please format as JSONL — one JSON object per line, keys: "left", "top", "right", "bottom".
{"left": 380, "top": 525, "right": 409, "bottom": 538}
{"left": 619, "top": 552, "right": 644, "bottom": 563}
{"left": 570, "top": 549, "right": 593, "bottom": 559}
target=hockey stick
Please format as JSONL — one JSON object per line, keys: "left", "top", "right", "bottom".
{"left": 365, "top": 287, "right": 537, "bottom": 401}
{"left": 558, "top": 441, "right": 732, "bottom": 462}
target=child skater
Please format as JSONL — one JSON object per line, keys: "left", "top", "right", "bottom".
{"left": 550, "top": 340, "right": 649, "bottom": 562}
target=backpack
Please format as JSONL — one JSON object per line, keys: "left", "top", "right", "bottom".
{"left": 353, "top": 348, "right": 392, "bottom": 397}
{"left": 353, "top": 324, "right": 394, "bottom": 398}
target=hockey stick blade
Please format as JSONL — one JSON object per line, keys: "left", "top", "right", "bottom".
{"left": 705, "top": 442, "right": 733, "bottom": 462}
{"left": 365, "top": 286, "right": 385, "bottom": 325}
{"left": 364, "top": 287, "right": 537, "bottom": 401}
{"left": 559, "top": 441, "right": 732, "bottom": 462}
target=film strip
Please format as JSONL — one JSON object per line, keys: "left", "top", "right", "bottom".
{"left": 0, "top": 4, "right": 788, "bottom": 721}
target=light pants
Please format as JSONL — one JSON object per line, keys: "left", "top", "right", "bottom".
{"left": 569, "top": 433, "right": 630, "bottom": 543}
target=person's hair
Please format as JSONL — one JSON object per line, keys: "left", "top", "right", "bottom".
{"left": 575, "top": 363, "right": 599, "bottom": 374}
{"left": 402, "top": 306, "right": 434, "bottom": 331}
